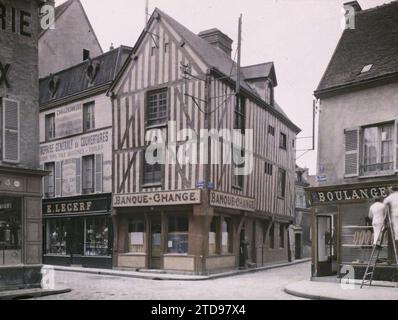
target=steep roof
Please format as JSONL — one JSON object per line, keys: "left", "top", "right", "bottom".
{"left": 112, "top": 8, "right": 299, "bottom": 133}
{"left": 242, "top": 62, "right": 277, "bottom": 86}
{"left": 40, "top": 46, "right": 132, "bottom": 107}
{"left": 315, "top": 1, "right": 398, "bottom": 97}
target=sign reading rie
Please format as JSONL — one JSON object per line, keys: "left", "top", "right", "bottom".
{"left": 113, "top": 190, "right": 202, "bottom": 207}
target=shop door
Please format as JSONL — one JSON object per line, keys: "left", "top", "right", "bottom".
{"left": 295, "top": 233, "right": 302, "bottom": 260}
{"left": 66, "top": 218, "right": 84, "bottom": 265}
{"left": 316, "top": 215, "right": 337, "bottom": 276}
{"left": 150, "top": 217, "right": 162, "bottom": 269}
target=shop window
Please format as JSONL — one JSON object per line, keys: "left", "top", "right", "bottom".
{"left": 0, "top": 198, "right": 22, "bottom": 266}
{"left": 265, "top": 162, "right": 273, "bottom": 176}
{"left": 146, "top": 89, "right": 168, "bottom": 127}
{"left": 85, "top": 217, "right": 111, "bottom": 256}
{"left": 221, "top": 218, "right": 232, "bottom": 254}
{"left": 45, "top": 113, "right": 55, "bottom": 141}
{"left": 268, "top": 125, "right": 275, "bottom": 137}
{"left": 44, "top": 162, "right": 55, "bottom": 198}
{"left": 83, "top": 101, "right": 95, "bottom": 132}
{"left": 269, "top": 224, "right": 275, "bottom": 249}
{"left": 279, "top": 224, "right": 285, "bottom": 249}
{"left": 46, "top": 219, "right": 68, "bottom": 256}
{"left": 279, "top": 132, "right": 287, "bottom": 150}
{"left": 143, "top": 148, "right": 162, "bottom": 185}
{"left": 234, "top": 96, "right": 246, "bottom": 133}
{"left": 128, "top": 220, "right": 146, "bottom": 253}
{"left": 209, "top": 217, "right": 218, "bottom": 255}
{"left": 168, "top": 215, "right": 188, "bottom": 254}
{"left": 362, "top": 123, "right": 394, "bottom": 175}
{"left": 278, "top": 168, "right": 286, "bottom": 198}
{"left": 82, "top": 155, "right": 95, "bottom": 194}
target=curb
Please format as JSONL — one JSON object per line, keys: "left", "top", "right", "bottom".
{"left": 52, "top": 258, "right": 311, "bottom": 281}
{"left": 0, "top": 288, "right": 71, "bottom": 300}
{"left": 283, "top": 287, "right": 340, "bottom": 301}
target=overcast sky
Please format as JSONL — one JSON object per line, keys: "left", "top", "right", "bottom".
{"left": 56, "top": 0, "right": 391, "bottom": 174}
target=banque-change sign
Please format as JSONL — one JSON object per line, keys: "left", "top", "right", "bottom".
{"left": 310, "top": 185, "right": 398, "bottom": 205}
{"left": 113, "top": 190, "right": 201, "bottom": 207}
{"left": 210, "top": 191, "right": 255, "bottom": 212}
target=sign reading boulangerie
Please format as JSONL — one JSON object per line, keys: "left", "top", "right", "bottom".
{"left": 113, "top": 190, "right": 201, "bottom": 207}
{"left": 210, "top": 191, "right": 255, "bottom": 212}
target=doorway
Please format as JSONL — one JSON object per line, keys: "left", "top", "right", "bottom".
{"left": 150, "top": 217, "right": 162, "bottom": 269}
{"left": 316, "top": 215, "right": 337, "bottom": 276}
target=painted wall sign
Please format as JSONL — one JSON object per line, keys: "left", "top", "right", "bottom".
{"left": 0, "top": 61, "right": 10, "bottom": 88}
{"left": 0, "top": 4, "right": 32, "bottom": 37}
{"left": 55, "top": 104, "right": 83, "bottom": 138}
{"left": 61, "top": 159, "right": 77, "bottom": 197}
{"left": 40, "top": 128, "right": 111, "bottom": 163}
{"left": 210, "top": 191, "right": 255, "bottom": 212}
{"left": 310, "top": 185, "right": 398, "bottom": 205}
{"left": 113, "top": 190, "right": 202, "bottom": 208}
{"left": 43, "top": 197, "right": 109, "bottom": 215}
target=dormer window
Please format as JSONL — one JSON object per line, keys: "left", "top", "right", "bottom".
{"left": 86, "top": 60, "right": 100, "bottom": 84}
{"left": 361, "top": 64, "right": 373, "bottom": 74}
{"left": 48, "top": 75, "right": 60, "bottom": 97}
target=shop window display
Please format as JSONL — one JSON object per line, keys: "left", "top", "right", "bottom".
{"left": 128, "top": 220, "right": 146, "bottom": 253}
{"left": 85, "top": 217, "right": 110, "bottom": 256}
{"left": 0, "top": 198, "right": 22, "bottom": 265}
{"left": 168, "top": 215, "right": 188, "bottom": 254}
{"left": 46, "top": 219, "right": 68, "bottom": 255}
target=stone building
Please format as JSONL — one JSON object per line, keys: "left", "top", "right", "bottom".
{"left": 109, "top": 8, "right": 300, "bottom": 274}
{"left": 309, "top": 1, "right": 398, "bottom": 280}
{"left": 39, "top": 0, "right": 103, "bottom": 78}
{"left": 0, "top": 0, "right": 47, "bottom": 291}
{"left": 39, "top": 46, "right": 131, "bottom": 268}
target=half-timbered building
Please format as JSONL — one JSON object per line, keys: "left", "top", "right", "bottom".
{"left": 109, "top": 9, "right": 300, "bottom": 274}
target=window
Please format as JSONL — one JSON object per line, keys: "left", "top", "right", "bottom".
{"left": 44, "top": 162, "right": 55, "bottom": 198}
{"left": 269, "top": 224, "right": 275, "bottom": 249}
{"left": 83, "top": 102, "right": 95, "bottom": 132}
{"left": 164, "top": 42, "right": 169, "bottom": 53}
{"left": 46, "top": 219, "right": 68, "bottom": 256}
{"left": 362, "top": 123, "right": 394, "bottom": 175}
{"left": 209, "top": 217, "right": 218, "bottom": 255}
{"left": 45, "top": 113, "right": 55, "bottom": 141}
{"left": 83, "top": 49, "right": 90, "bottom": 61}
{"left": 278, "top": 168, "right": 286, "bottom": 198}
{"left": 168, "top": 215, "right": 188, "bottom": 254}
{"left": 151, "top": 46, "right": 157, "bottom": 56}
{"left": 143, "top": 149, "right": 162, "bottom": 185}
{"left": 221, "top": 218, "right": 232, "bottom": 254}
{"left": 265, "top": 162, "right": 273, "bottom": 175}
{"left": 1, "top": 98, "right": 19, "bottom": 163}
{"left": 147, "top": 89, "right": 168, "bottom": 127}
{"left": 85, "top": 217, "right": 111, "bottom": 256}
{"left": 361, "top": 64, "right": 373, "bottom": 74}
{"left": 280, "top": 132, "right": 287, "bottom": 150}
{"left": 234, "top": 96, "right": 246, "bottom": 133}
{"left": 279, "top": 224, "right": 285, "bottom": 248}
{"left": 82, "top": 155, "right": 95, "bottom": 194}
{"left": 128, "top": 220, "right": 146, "bottom": 253}
{"left": 268, "top": 125, "right": 275, "bottom": 136}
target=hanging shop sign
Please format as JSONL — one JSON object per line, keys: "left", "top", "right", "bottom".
{"left": 43, "top": 197, "right": 110, "bottom": 215}
{"left": 210, "top": 191, "right": 255, "bottom": 212}
{"left": 309, "top": 184, "right": 398, "bottom": 205}
{"left": 113, "top": 190, "right": 202, "bottom": 208}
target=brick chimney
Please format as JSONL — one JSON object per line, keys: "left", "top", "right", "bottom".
{"left": 198, "top": 28, "right": 233, "bottom": 57}
{"left": 344, "top": 1, "right": 362, "bottom": 12}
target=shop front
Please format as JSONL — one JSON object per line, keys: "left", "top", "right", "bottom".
{"left": 308, "top": 181, "right": 398, "bottom": 281}
{"left": 112, "top": 190, "right": 253, "bottom": 274}
{"left": 42, "top": 193, "right": 113, "bottom": 269}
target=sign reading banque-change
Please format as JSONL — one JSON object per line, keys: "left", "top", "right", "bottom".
{"left": 210, "top": 191, "right": 256, "bottom": 212}
{"left": 113, "top": 190, "right": 202, "bottom": 207}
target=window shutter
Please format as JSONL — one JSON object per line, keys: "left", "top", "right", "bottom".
{"left": 76, "top": 158, "right": 82, "bottom": 195}
{"left": 2, "top": 99, "right": 19, "bottom": 163}
{"left": 395, "top": 121, "right": 398, "bottom": 172}
{"left": 55, "top": 161, "right": 62, "bottom": 197}
{"left": 95, "top": 154, "right": 103, "bottom": 193}
{"left": 344, "top": 128, "right": 360, "bottom": 177}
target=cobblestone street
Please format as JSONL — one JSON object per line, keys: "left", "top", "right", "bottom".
{"left": 33, "top": 262, "right": 310, "bottom": 300}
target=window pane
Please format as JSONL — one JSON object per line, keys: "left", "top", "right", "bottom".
{"left": 128, "top": 220, "right": 146, "bottom": 253}
{"left": 221, "top": 218, "right": 232, "bottom": 254}
{"left": 168, "top": 216, "right": 188, "bottom": 254}
{"left": 46, "top": 219, "right": 67, "bottom": 256}
{"left": 209, "top": 217, "right": 217, "bottom": 255}
{"left": 82, "top": 156, "right": 95, "bottom": 194}
{"left": 85, "top": 217, "right": 110, "bottom": 256}
{"left": 147, "top": 90, "right": 168, "bottom": 126}
{"left": 44, "top": 163, "right": 55, "bottom": 198}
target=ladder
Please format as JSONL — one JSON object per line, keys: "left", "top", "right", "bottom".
{"left": 361, "top": 206, "right": 398, "bottom": 288}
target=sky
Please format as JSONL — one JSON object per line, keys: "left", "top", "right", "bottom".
{"left": 56, "top": 0, "right": 392, "bottom": 174}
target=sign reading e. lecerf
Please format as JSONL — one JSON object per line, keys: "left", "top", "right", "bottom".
{"left": 310, "top": 185, "right": 397, "bottom": 205}
{"left": 113, "top": 190, "right": 202, "bottom": 208}
{"left": 210, "top": 191, "right": 255, "bottom": 212}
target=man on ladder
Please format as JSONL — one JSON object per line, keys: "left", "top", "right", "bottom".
{"left": 361, "top": 188, "right": 398, "bottom": 288}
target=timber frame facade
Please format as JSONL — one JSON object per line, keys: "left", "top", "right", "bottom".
{"left": 109, "top": 8, "right": 300, "bottom": 274}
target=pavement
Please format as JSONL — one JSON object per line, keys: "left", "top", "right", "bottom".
{"left": 0, "top": 288, "right": 71, "bottom": 300}
{"left": 50, "top": 258, "right": 311, "bottom": 281}
{"left": 285, "top": 279, "right": 398, "bottom": 300}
